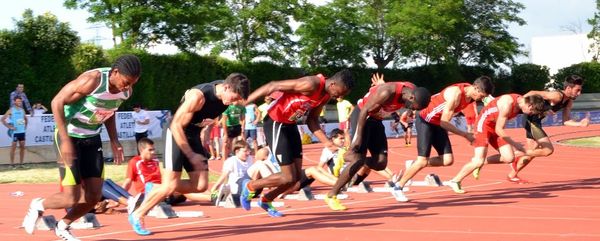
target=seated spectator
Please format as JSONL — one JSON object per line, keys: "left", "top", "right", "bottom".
{"left": 211, "top": 140, "right": 254, "bottom": 206}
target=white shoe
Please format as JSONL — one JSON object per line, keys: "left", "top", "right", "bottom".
{"left": 22, "top": 198, "right": 43, "bottom": 234}
{"left": 391, "top": 187, "right": 409, "bottom": 202}
{"left": 55, "top": 226, "right": 81, "bottom": 241}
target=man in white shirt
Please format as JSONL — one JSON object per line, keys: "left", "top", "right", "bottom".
{"left": 132, "top": 104, "right": 150, "bottom": 144}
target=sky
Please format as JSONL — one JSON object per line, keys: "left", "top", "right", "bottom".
{"left": 0, "top": 0, "right": 597, "bottom": 63}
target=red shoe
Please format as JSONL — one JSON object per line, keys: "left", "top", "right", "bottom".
{"left": 507, "top": 176, "right": 529, "bottom": 184}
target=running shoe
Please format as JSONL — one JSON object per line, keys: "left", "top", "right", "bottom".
{"left": 239, "top": 179, "right": 255, "bottom": 211}
{"left": 507, "top": 176, "right": 529, "bottom": 184}
{"left": 54, "top": 225, "right": 81, "bottom": 241}
{"left": 22, "top": 198, "right": 44, "bottom": 234}
{"left": 128, "top": 214, "right": 151, "bottom": 236}
{"left": 324, "top": 195, "right": 347, "bottom": 211}
{"left": 257, "top": 199, "right": 284, "bottom": 217}
{"left": 391, "top": 186, "right": 409, "bottom": 202}
{"left": 448, "top": 180, "right": 466, "bottom": 194}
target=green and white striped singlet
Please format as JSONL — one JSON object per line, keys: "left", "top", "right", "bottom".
{"left": 63, "top": 67, "right": 131, "bottom": 138}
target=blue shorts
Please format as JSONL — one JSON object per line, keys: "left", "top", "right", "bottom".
{"left": 245, "top": 129, "right": 257, "bottom": 140}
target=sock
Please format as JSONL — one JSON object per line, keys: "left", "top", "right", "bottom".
{"left": 247, "top": 182, "right": 255, "bottom": 192}
{"left": 34, "top": 198, "right": 45, "bottom": 212}
{"left": 261, "top": 196, "right": 271, "bottom": 203}
{"left": 57, "top": 219, "right": 69, "bottom": 230}
{"left": 353, "top": 174, "right": 368, "bottom": 185}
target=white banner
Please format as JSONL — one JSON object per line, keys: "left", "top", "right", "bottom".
{"left": 0, "top": 110, "right": 171, "bottom": 147}
{"left": 298, "top": 116, "right": 468, "bottom": 143}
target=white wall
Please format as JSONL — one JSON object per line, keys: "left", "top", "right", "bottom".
{"left": 530, "top": 34, "right": 594, "bottom": 75}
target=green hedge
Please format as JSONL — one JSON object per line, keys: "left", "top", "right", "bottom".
{"left": 4, "top": 42, "right": 600, "bottom": 113}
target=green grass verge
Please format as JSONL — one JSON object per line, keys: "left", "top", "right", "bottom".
{"left": 0, "top": 162, "right": 218, "bottom": 184}
{"left": 561, "top": 136, "right": 600, "bottom": 147}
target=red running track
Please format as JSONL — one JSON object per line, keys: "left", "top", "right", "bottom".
{"left": 0, "top": 124, "right": 599, "bottom": 241}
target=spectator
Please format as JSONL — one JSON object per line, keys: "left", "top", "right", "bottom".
{"left": 244, "top": 102, "right": 260, "bottom": 154}
{"left": 336, "top": 97, "right": 353, "bottom": 147}
{"left": 208, "top": 117, "right": 222, "bottom": 160}
{"left": 132, "top": 104, "right": 150, "bottom": 144}
{"left": 210, "top": 140, "right": 254, "bottom": 206}
{"left": 221, "top": 102, "right": 245, "bottom": 158}
{"left": 256, "top": 96, "right": 273, "bottom": 146}
{"left": 2, "top": 96, "right": 28, "bottom": 168}
{"left": 10, "top": 83, "right": 32, "bottom": 114}
{"left": 31, "top": 102, "right": 48, "bottom": 117}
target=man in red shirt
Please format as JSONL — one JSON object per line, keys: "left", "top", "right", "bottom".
{"left": 394, "top": 77, "right": 494, "bottom": 201}
{"left": 123, "top": 138, "right": 162, "bottom": 194}
{"left": 324, "top": 73, "right": 431, "bottom": 210}
{"left": 239, "top": 69, "right": 355, "bottom": 217}
{"left": 448, "top": 94, "right": 545, "bottom": 193}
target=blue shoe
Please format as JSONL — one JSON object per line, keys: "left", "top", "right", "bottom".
{"left": 258, "top": 199, "right": 284, "bottom": 217}
{"left": 239, "top": 179, "right": 255, "bottom": 211}
{"left": 128, "top": 214, "right": 151, "bottom": 236}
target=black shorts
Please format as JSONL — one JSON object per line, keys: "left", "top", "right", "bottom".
{"left": 12, "top": 132, "right": 25, "bottom": 142}
{"left": 415, "top": 113, "right": 452, "bottom": 157}
{"left": 263, "top": 115, "right": 302, "bottom": 166}
{"left": 298, "top": 169, "right": 316, "bottom": 190}
{"left": 349, "top": 107, "right": 388, "bottom": 159}
{"left": 164, "top": 128, "right": 209, "bottom": 172}
{"left": 55, "top": 133, "right": 104, "bottom": 186}
{"left": 226, "top": 125, "right": 242, "bottom": 138}
{"left": 523, "top": 114, "right": 548, "bottom": 140}
{"left": 402, "top": 123, "right": 414, "bottom": 132}
{"left": 135, "top": 131, "right": 148, "bottom": 142}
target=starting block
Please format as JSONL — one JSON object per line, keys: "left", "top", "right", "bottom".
{"left": 346, "top": 181, "right": 373, "bottom": 193}
{"left": 214, "top": 185, "right": 284, "bottom": 208}
{"left": 409, "top": 173, "right": 443, "bottom": 187}
{"left": 33, "top": 213, "right": 101, "bottom": 231}
{"left": 297, "top": 187, "right": 315, "bottom": 200}
{"left": 35, "top": 215, "right": 57, "bottom": 231}
{"left": 402, "top": 160, "right": 443, "bottom": 186}
{"left": 283, "top": 193, "right": 348, "bottom": 200}
{"left": 216, "top": 196, "right": 285, "bottom": 208}
{"left": 71, "top": 213, "right": 101, "bottom": 229}
{"left": 147, "top": 202, "right": 204, "bottom": 218}
{"left": 281, "top": 186, "right": 348, "bottom": 201}
{"left": 148, "top": 202, "right": 178, "bottom": 219}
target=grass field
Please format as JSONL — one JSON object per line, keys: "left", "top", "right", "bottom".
{"left": 0, "top": 161, "right": 218, "bottom": 184}
{"left": 561, "top": 136, "right": 600, "bottom": 147}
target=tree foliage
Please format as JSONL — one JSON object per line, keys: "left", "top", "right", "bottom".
{"left": 587, "top": 0, "right": 600, "bottom": 60}
{"left": 0, "top": 10, "right": 79, "bottom": 111}
{"left": 387, "top": 0, "right": 524, "bottom": 67}
{"left": 296, "top": 0, "right": 370, "bottom": 68}
{"left": 64, "top": 0, "right": 229, "bottom": 51}
{"left": 211, "top": 0, "right": 303, "bottom": 64}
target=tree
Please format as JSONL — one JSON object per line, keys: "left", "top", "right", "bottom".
{"left": 212, "top": 0, "right": 303, "bottom": 64}
{"left": 459, "top": 0, "right": 526, "bottom": 67}
{"left": 0, "top": 10, "right": 79, "bottom": 112}
{"left": 64, "top": 0, "right": 229, "bottom": 51}
{"left": 588, "top": 0, "right": 600, "bottom": 60}
{"left": 388, "top": 0, "right": 525, "bottom": 67}
{"left": 296, "top": 0, "right": 369, "bottom": 68}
